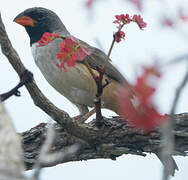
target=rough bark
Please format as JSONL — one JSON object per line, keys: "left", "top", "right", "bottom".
{"left": 22, "top": 113, "right": 188, "bottom": 170}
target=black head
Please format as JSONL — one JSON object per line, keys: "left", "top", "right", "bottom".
{"left": 14, "top": 7, "right": 69, "bottom": 45}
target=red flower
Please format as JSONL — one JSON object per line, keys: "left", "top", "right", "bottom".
{"left": 117, "top": 65, "right": 167, "bottom": 133}
{"left": 132, "top": 14, "right": 147, "bottom": 29}
{"left": 56, "top": 37, "right": 91, "bottom": 72}
{"left": 113, "top": 13, "right": 146, "bottom": 44}
{"left": 114, "top": 30, "right": 125, "bottom": 43}
{"left": 113, "top": 14, "right": 131, "bottom": 25}
{"left": 37, "top": 32, "right": 59, "bottom": 47}
{"left": 134, "top": 66, "right": 161, "bottom": 106}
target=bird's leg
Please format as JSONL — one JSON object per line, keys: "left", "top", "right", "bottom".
{"left": 72, "top": 115, "right": 83, "bottom": 120}
{"left": 82, "top": 108, "right": 96, "bottom": 121}
{"left": 73, "top": 108, "right": 96, "bottom": 122}
{"left": 0, "top": 70, "right": 33, "bottom": 102}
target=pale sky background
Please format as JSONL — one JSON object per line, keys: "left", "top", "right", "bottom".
{"left": 0, "top": 0, "right": 188, "bottom": 179}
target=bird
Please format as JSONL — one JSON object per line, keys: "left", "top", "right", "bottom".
{"left": 14, "top": 7, "right": 178, "bottom": 176}
{"left": 13, "top": 7, "right": 133, "bottom": 117}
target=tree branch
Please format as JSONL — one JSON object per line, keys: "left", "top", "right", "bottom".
{"left": 22, "top": 113, "right": 188, "bottom": 170}
{"left": 0, "top": 70, "right": 33, "bottom": 102}
{"left": 161, "top": 63, "right": 188, "bottom": 179}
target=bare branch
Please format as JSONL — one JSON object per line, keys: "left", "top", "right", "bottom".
{"left": 22, "top": 114, "right": 188, "bottom": 170}
{"left": 0, "top": 70, "right": 33, "bottom": 102}
{"left": 161, "top": 65, "right": 188, "bottom": 179}
{"left": 166, "top": 53, "right": 188, "bottom": 65}
{"left": 170, "top": 66, "right": 188, "bottom": 114}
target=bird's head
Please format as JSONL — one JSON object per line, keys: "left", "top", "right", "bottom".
{"left": 14, "top": 7, "right": 69, "bottom": 45}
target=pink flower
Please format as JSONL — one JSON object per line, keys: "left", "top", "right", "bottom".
{"left": 117, "top": 65, "right": 167, "bottom": 133}
{"left": 132, "top": 14, "right": 147, "bottom": 29}
{"left": 114, "top": 30, "right": 125, "bottom": 43}
{"left": 37, "top": 32, "right": 59, "bottom": 47}
{"left": 113, "top": 13, "right": 146, "bottom": 44}
{"left": 134, "top": 66, "right": 161, "bottom": 106}
{"left": 113, "top": 14, "right": 131, "bottom": 25}
{"left": 56, "top": 37, "right": 91, "bottom": 72}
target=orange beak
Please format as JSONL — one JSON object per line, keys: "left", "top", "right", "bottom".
{"left": 14, "top": 16, "right": 36, "bottom": 27}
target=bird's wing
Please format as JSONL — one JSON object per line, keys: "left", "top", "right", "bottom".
{"left": 78, "top": 40, "right": 129, "bottom": 85}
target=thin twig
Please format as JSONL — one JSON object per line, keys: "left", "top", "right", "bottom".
{"left": 165, "top": 53, "right": 188, "bottom": 65}
{"left": 82, "top": 37, "right": 116, "bottom": 125}
{"left": 102, "top": 38, "right": 115, "bottom": 69}
{"left": 107, "top": 39, "right": 116, "bottom": 59}
{"left": 161, "top": 63, "right": 188, "bottom": 179}
{"left": 170, "top": 68, "right": 188, "bottom": 114}
{"left": 86, "top": 33, "right": 117, "bottom": 124}
{"left": 0, "top": 70, "right": 33, "bottom": 102}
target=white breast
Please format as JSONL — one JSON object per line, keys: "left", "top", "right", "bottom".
{"left": 31, "top": 40, "right": 95, "bottom": 107}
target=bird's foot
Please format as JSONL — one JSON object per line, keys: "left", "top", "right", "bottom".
{"left": 72, "top": 108, "right": 96, "bottom": 123}
{"left": 72, "top": 115, "right": 82, "bottom": 120}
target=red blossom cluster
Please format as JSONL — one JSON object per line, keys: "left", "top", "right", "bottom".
{"left": 113, "top": 31, "right": 125, "bottom": 43}
{"left": 56, "top": 37, "right": 91, "bottom": 72}
{"left": 37, "top": 33, "right": 91, "bottom": 72}
{"left": 37, "top": 32, "right": 59, "bottom": 47}
{"left": 132, "top": 14, "right": 147, "bottom": 29}
{"left": 113, "top": 13, "right": 146, "bottom": 43}
{"left": 113, "top": 14, "right": 131, "bottom": 24}
{"left": 117, "top": 65, "right": 167, "bottom": 133}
